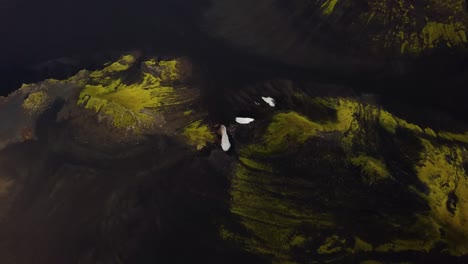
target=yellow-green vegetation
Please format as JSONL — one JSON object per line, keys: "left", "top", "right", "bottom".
{"left": 78, "top": 80, "right": 175, "bottom": 129}
{"left": 263, "top": 112, "right": 323, "bottom": 152}
{"left": 20, "top": 83, "right": 32, "bottom": 89}
{"left": 290, "top": 235, "right": 307, "bottom": 247}
{"left": 438, "top": 131, "right": 468, "bottom": 144}
{"left": 375, "top": 215, "right": 440, "bottom": 253}
{"left": 90, "top": 55, "right": 136, "bottom": 78}
{"left": 239, "top": 157, "right": 273, "bottom": 172}
{"left": 421, "top": 22, "right": 467, "bottom": 49}
{"left": 246, "top": 98, "right": 359, "bottom": 155}
{"left": 224, "top": 157, "right": 334, "bottom": 262}
{"left": 183, "top": 120, "right": 215, "bottom": 150}
{"left": 377, "top": 107, "right": 468, "bottom": 145}
{"left": 372, "top": 102, "right": 468, "bottom": 256}
{"left": 77, "top": 55, "right": 188, "bottom": 131}
{"left": 317, "top": 235, "right": 346, "bottom": 254}
{"left": 223, "top": 95, "right": 468, "bottom": 261}
{"left": 307, "top": 0, "right": 468, "bottom": 54}
{"left": 224, "top": 100, "right": 375, "bottom": 261}
{"left": 415, "top": 140, "right": 468, "bottom": 255}
{"left": 350, "top": 155, "right": 390, "bottom": 185}
{"left": 424, "top": 128, "right": 438, "bottom": 138}
{"left": 399, "top": 22, "right": 468, "bottom": 54}
{"left": 22, "top": 91, "right": 48, "bottom": 113}
{"left": 354, "top": 0, "right": 468, "bottom": 54}
{"left": 144, "top": 58, "right": 181, "bottom": 82}
{"left": 377, "top": 109, "right": 423, "bottom": 134}
{"left": 316, "top": 236, "right": 374, "bottom": 255}
{"left": 219, "top": 225, "right": 240, "bottom": 242}
{"left": 144, "top": 59, "right": 157, "bottom": 67}
{"left": 158, "top": 60, "right": 180, "bottom": 82}
{"left": 353, "top": 237, "right": 373, "bottom": 252}
{"left": 321, "top": 0, "right": 339, "bottom": 15}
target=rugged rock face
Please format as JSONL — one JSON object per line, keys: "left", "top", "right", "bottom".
{"left": 203, "top": 0, "right": 468, "bottom": 71}
{"left": 0, "top": 55, "right": 467, "bottom": 263}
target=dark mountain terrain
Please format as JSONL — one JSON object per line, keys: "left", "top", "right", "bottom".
{"left": 0, "top": 1, "right": 468, "bottom": 263}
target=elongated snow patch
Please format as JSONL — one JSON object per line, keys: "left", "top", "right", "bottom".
{"left": 235, "top": 117, "right": 255, "bottom": 124}
{"left": 261, "top": 97, "right": 276, "bottom": 107}
{"left": 220, "top": 125, "right": 231, "bottom": 151}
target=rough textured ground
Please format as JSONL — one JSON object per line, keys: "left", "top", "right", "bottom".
{"left": 0, "top": 55, "right": 467, "bottom": 263}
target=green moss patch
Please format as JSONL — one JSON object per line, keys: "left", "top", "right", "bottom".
{"left": 223, "top": 95, "right": 468, "bottom": 261}
{"left": 183, "top": 120, "right": 215, "bottom": 150}
{"left": 77, "top": 56, "right": 188, "bottom": 132}
{"left": 350, "top": 155, "right": 390, "bottom": 185}
{"left": 22, "top": 91, "right": 48, "bottom": 114}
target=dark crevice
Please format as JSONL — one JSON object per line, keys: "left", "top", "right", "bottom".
{"left": 446, "top": 191, "right": 459, "bottom": 215}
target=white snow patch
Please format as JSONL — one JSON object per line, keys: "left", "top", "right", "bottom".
{"left": 220, "top": 125, "right": 231, "bottom": 151}
{"left": 261, "top": 97, "right": 276, "bottom": 107}
{"left": 254, "top": 101, "right": 260, "bottom": 106}
{"left": 235, "top": 117, "right": 255, "bottom": 124}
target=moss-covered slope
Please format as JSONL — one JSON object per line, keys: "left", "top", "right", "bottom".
{"left": 222, "top": 95, "right": 468, "bottom": 263}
